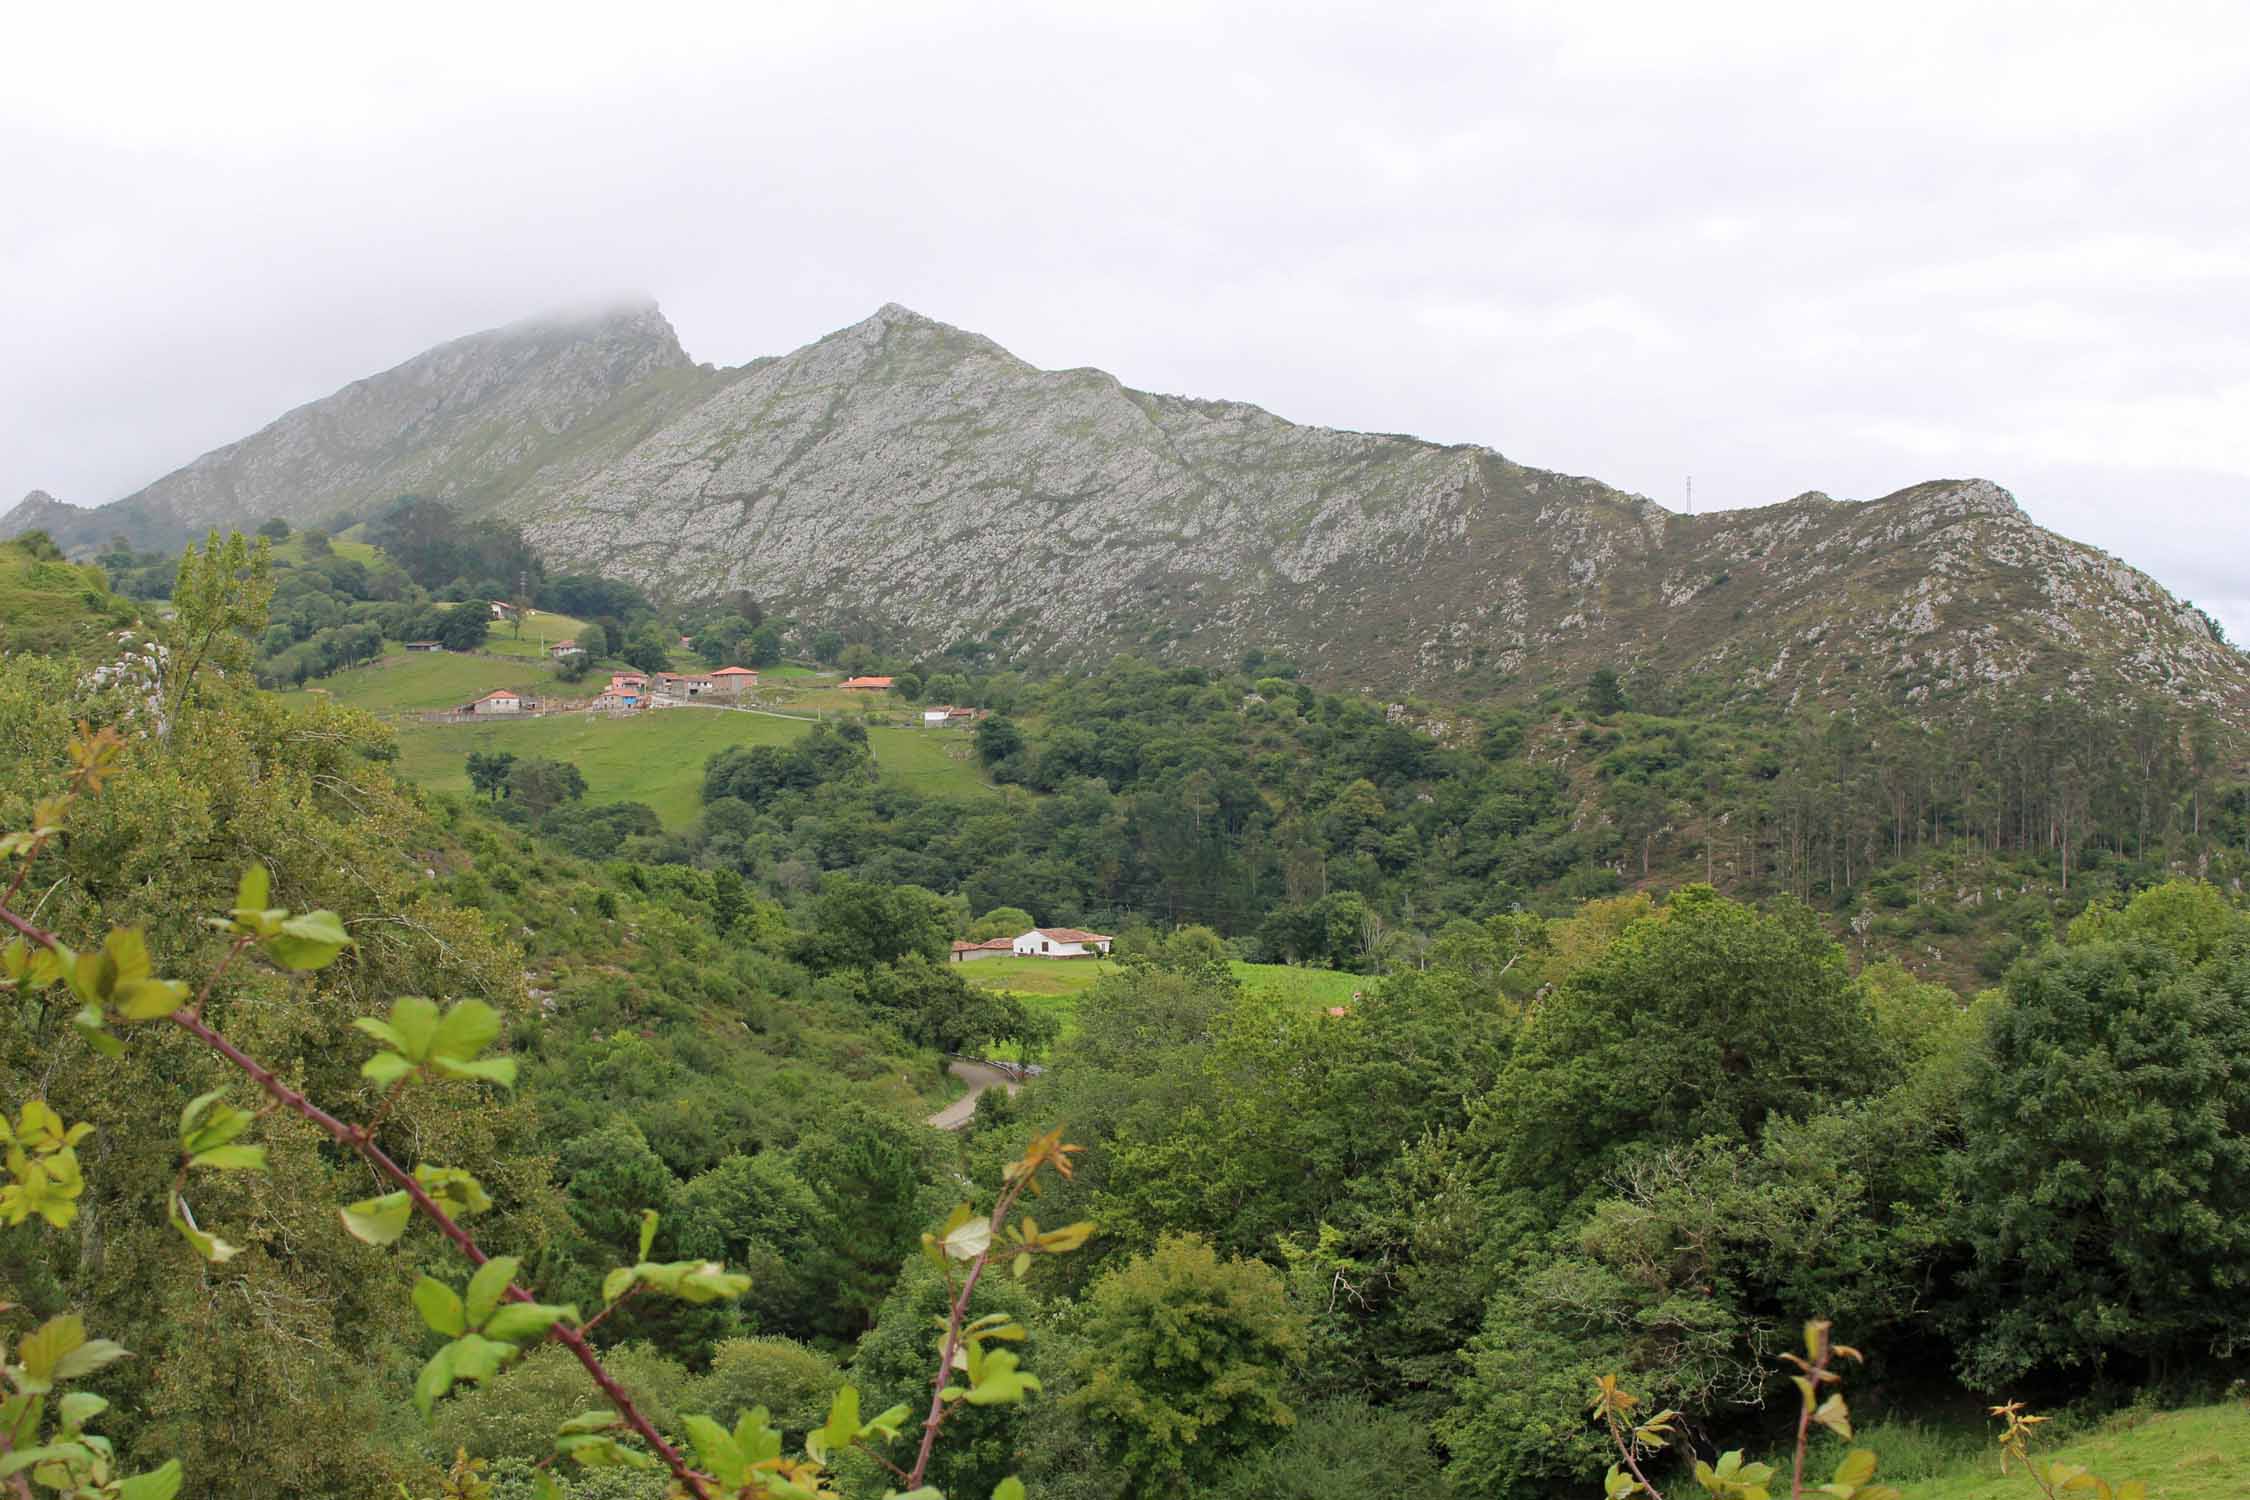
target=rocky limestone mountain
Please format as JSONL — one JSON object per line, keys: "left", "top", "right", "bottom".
{"left": 14, "top": 301, "right": 2247, "bottom": 711}
{"left": 3, "top": 300, "right": 712, "bottom": 551}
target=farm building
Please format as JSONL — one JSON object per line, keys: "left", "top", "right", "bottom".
{"left": 1011, "top": 927, "right": 1114, "bottom": 958}
{"left": 707, "top": 666, "right": 758, "bottom": 695}
{"left": 548, "top": 640, "right": 581, "bottom": 659}
{"left": 467, "top": 690, "right": 523, "bottom": 714}
{"left": 658, "top": 672, "right": 714, "bottom": 698}
{"left": 920, "top": 706, "right": 978, "bottom": 727}
{"left": 948, "top": 938, "right": 1015, "bottom": 963}
{"left": 404, "top": 640, "right": 444, "bottom": 653}
{"left": 841, "top": 675, "right": 894, "bottom": 691}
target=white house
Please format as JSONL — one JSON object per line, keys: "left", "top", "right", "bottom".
{"left": 1011, "top": 927, "right": 1113, "bottom": 959}
{"left": 469, "top": 689, "right": 523, "bottom": 714}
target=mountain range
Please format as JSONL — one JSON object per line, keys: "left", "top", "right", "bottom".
{"left": 9, "top": 300, "right": 2244, "bottom": 712}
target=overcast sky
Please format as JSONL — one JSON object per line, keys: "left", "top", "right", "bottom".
{"left": 7, "top": 0, "right": 2247, "bottom": 630}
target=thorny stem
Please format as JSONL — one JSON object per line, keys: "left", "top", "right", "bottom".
{"left": 1603, "top": 1411, "right": 1668, "bottom": 1500}
{"left": 0, "top": 899, "right": 717, "bottom": 1500}
{"left": 906, "top": 1170, "right": 1035, "bottom": 1489}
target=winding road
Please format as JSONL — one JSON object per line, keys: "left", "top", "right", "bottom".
{"left": 925, "top": 1059, "right": 1023, "bottom": 1130}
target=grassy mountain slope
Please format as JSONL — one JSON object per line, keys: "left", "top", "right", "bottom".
{"left": 0, "top": 536, "right": 138, "bottom": 656}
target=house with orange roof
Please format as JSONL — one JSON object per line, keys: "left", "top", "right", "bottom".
{"left": 465, "top": 689, "right": 523, "bottom": 714}
{"left": 707, "top": 666, "right": 759, "bottom": 696}
{"left": 841, "top": 675, "right": 894, "bottom": 691}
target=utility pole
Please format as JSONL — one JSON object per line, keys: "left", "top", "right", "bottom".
{"left": 1686, "top": 475, "right": 1694, "bottom": 516}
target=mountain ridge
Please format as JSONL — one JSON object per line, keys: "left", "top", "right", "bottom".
{"left": 10, "top": 301, "right": 2244, "bottom": 713}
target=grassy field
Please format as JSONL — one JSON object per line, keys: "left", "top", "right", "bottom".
{"left": 394, "top": 710, "right": 811, "bottom": 823}
{"left": 866, "top": 728, "right": 992, "bottom": 799}
{"left": 387, "top": 707, "right": 996, "bottom": 825}
{"left": 288, "top": 650, "right": 577, "bottom": 714}
{"left": 964, "top": 956, "right": 1366, "bottom": 1053}
{"left": 482, "top": 610, "right": 592, "bottom": 658}
{"left": 268, "top": 533, "right": 382, "bottom": 568}
{"left": 1832, "top": 1404, "right": 2250, "bottom": 1499}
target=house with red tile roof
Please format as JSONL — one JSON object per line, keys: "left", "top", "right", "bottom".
{"left": 948, "top": 937, "right": 1016, "bottom": 963}
{"left": 466, "top": 689, "right": 523, "bottom": 714}
{"left": 841, "top": 675, "right": 894, "bottom": 691}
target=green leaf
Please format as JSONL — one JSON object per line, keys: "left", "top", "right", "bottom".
{"left": 413, "top": 1164, "right": 492, "bottom": 1218}
{"left": 482, "top": 1302, "right": 576, "bottom": 1344}
{"left": 429, "top": 1054, "right": 517, "bottom": 1089}
{"left": 351, "top": 1015, "right": 407, "bottom": 1051}
{"left": 412, "top": 1277, "right": 466, "bottom": 1337}
{"left": 386, "top": 997, "right": 442, "bottom": 1061}
{"left": 530, "top": 1473, "right": 566, "bottom": 1500}
{"left": 413, "top": 1346, "right": 456, "bottom": 1420}
{"left": 18, "top": 1314, "right": 86, "bottom": 1388}
{"left": 235, "top": 866, "right": 271, "bottom": 915}
{"left": 992, "top": 1480, "right": 1026, "bottom": 1500}
{"left": 0, "top": 1445, "right": 84, "bottom": 1480}
{"left": 340, "top": 1191, "right": 413, "bottom": 1246}
{"left": 557, "top": 1432, "right": 655, "bottom": 1469}
{"left": 115, "top": 977, "right": 189, "bottom": 1021}
{"left": 103, "top": 927, "right": 151, "bottom": 985}
{"left": 188, "top": 1144, "right": 267, "bottom": 1172}
{"left": 444, "top": 1334, "right": 514, "bottom": 1385}
{"left": 179, "top": 1092, "right": 252, "bottom": 1152}
{"left": 465, "top": 1255, "right": 520, "bottom": 1326}
{"left": 263, "top": 910, "right": 353, "bottom": 971}
{"left": 601, "top": 1266, "right": 635, "bottom": 1304}
{"left": 942, "top": 1216, "right": 993, "bottom": 1262}
{"left": 429, "top": 999, "right": 501, "bottom": 1060}
{"left": 558, "top": 1410, "right": 617, "bottom": 1434}
{"left": 638, "top": 1207, "right": 660, "bottom": 1261}
{"left": 960, "top": 1345, "right": 1041, "bottom": 1407}
{"left": 359, "top": 1050, "right": 416, "bottom": 1086}
{"left": 1832, "top": 1450, "right": 1878, "bottom": 1489}
{"left": 811, "top": 1385, "right": 860, "bottom": 1460}
{"left": 50, "top": 1336, "right": 128, "bottom": 1381}
{"left": 682, "top": 1414, "right": 748, "bottom": 1487}
{"left": 56, "top": 1392, "right": 107, "bottom": 1429}
{"left": 861, "top": 1402, "right": 910, "bottom": 1441}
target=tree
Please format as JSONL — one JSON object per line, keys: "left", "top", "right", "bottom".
{"left": 748, "top": 623, "right": 784, "bottom": 668}
{"left": 975, "top": 715, "right": 1025, "bottom": 766}
{"left": 1586, "top": 665, "right": 1627, "bottom": 716}
{"left": 623, "top": 620, "right": 673, "bottom": 675}
{"left": 1953, "top": 927, "right": 2250, "bottom": 1384}
{"left": 792, "top": 876, "right": 955, "bottom": 973}
{"left": 812, "top": 629, "right": 844, "bottom": 664}
{"left": 968, "top": 906, "right": 1036, "bottom": 941}
{"left": 554, "top": 649, "right": 593, "bottom": 683}
{"left": 1474, "top": 886, "right": 1886, "bottom": 1207}
{"left": 438, "top": 600, "right": 490, "bottom": 651}
{"left": 466, "top": 749, "right": 517, "bottom": 800}
{"left": 257, "top": 516, "right": 292, "bottom": 540}
{"left": 507, "top": 756, "right": 587, "bottom": 818}
{"left": 1068, "top": 1234, "right": 1307, "bottom": 1497}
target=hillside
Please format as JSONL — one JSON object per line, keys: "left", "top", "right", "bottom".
{"left": 13, "top": 303, "right": 2247, "bottom": 713}
{"left": 0, "top": 535, "right": 138, "bottom": 656}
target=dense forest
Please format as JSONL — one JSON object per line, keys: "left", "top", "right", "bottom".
{"left": 3, "top": 529, "right": 2248, "bottom": 1500}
